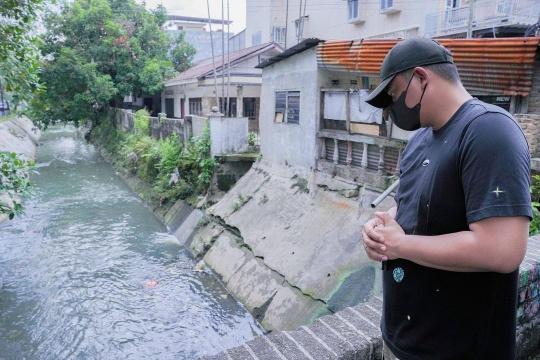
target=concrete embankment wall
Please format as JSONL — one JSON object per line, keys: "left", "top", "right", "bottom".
{"left": 181, "top": 159, "right": 396, "bottom": 331}
{"left": 0, "top": 116, "right": 41, "bottom": 224}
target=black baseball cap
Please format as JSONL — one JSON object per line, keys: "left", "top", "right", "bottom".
{"left": 365, "top": 37, "right": 454, "bottom": 108}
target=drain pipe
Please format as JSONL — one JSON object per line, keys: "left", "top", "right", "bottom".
{"left": 370, "top": 179, "right": 399, "bottom": 208}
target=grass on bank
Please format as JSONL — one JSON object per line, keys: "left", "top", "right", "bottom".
{"left": 89, "top": 109, "right": 216, "bottom": 208}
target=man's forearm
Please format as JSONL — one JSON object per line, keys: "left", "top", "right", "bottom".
{"left": 398, "top": 231, "right": 505, "bottom": 273}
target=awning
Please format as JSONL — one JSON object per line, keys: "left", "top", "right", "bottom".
{"left": 317, "top": 37, "right": 540, "bottom": 96}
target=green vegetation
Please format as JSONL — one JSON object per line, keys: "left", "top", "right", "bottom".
{"left": 248, "top": 132, "right": 257, "bottom": 147}
{"left": 531, "top": 174, "right": 540, "bottom": 236}
{"left": 0, "top": 152, "right": 35, "bottom": 220}
{"left": 30, "top": 0, "right": 195, "bottom": 128}
{"left": 90, "top": 110, "right": 216, "bottom": 207}
{"left": 0, "top": 0, "right": 44, "bottom": 110}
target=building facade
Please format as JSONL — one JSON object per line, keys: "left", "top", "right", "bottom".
{"left": 163, "top": 15, "right": 233, "bottom": 62}
{"left": 245, "top": 0, "right": 540, "bottom": 51}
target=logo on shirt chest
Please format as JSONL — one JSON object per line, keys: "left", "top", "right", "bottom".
{"left": 491, "top": 186, "right": 505, "bottom": 198}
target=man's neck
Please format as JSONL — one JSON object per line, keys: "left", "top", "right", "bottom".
{"left": 430, "top": 85, "right": 472, "bottom": 131}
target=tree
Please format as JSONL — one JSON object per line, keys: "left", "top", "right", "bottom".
{"left": 0, "top": 0, "right": 44, "bottom": 110}
{"left": 31, "top": 0, "right": 177, "bottom": 127}
{"left": 30, "top": 48, "right": 117, "bottom": 127}
{"left": 170, "top": 32, "right": 196, "bottom": 73}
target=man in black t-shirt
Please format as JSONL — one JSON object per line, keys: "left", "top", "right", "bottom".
{"left": 362, "top": 38, "right": 532, "bottom": 359}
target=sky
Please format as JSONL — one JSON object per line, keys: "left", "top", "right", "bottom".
{"left": 142, "top": 0, "right": 247, "bottom": 34}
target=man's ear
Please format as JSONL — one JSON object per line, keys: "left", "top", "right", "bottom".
{"left": 414, "top": 67, "right": 429, "bottom": 86}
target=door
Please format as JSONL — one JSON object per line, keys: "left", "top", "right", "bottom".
{"left": 165, "top": 98, "right": 174, "bottom": 118}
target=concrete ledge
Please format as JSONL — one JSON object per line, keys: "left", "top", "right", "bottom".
{"left": 201, "top": 236, "right": 540, "bottom": 360}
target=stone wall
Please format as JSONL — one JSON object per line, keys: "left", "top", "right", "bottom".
{"left": 202, "top": 236, "right": 540, "bottom": 360}
{"left": 113, "top": 108, "right": 190, "bottom": 142}
{"left": 515, "top": 113, "right": 540, "bottom": 158}
{"left": 527, "top": 58, "right": 540, "bottom": 115}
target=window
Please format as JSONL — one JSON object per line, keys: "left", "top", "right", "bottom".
{"left": 271, "top": 26, "right": 286, "bottom": 45}
{"left": 445, "top": 0, "right": 460, "bottom": 9}
{"left": 243, "top": 98, "right": 257, "bottom": 119}
{"left": 188, "top": 98, "right": 202, "bottom": 115}
{"left": 274, "top": 91, "right": 300, "bottom": 125}
{"left": 165, "top": 98, "right": 174, "bottom": 118}
{"left": 380, "top": 0, "right": 393, "bottom": 10}
{"left": 219, "top": 97, "right": 237, "bottom": 117}
{"left": 348, "top": 0, "right": 359, "bottom": 20}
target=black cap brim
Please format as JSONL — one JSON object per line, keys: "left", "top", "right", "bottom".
{"left": 365, "top": 75, "right": 395, "bottom": 108}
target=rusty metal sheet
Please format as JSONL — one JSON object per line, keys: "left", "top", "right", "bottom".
{"left": 317, "top": 37, "right": 540, "bottom": 96}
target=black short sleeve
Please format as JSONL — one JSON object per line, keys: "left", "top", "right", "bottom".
{"left": 459, "top": 112, "right": 532, "bottom": 224}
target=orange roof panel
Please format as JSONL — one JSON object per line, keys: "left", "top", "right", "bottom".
{"left": 317, "top": 37, "right": 540, "bottom": 96}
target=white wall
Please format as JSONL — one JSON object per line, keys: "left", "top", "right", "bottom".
{"left": 246, "top": 0, "right": 287, "bottom": 47}
{"left": 209, "top": 116, "right": 249, "bottom": 155}
{"left": 260, "top": 47, "right": 320, "bottom": 169}
{"left": 246, "top": 0, "right": 440, "bottom": 50}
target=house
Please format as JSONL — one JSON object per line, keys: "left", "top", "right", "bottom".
{"left": 161, "top": 42, "right": 283, "bottom": 134}
{"left": 256, "top": 37, "right": 540, "bottom": 187}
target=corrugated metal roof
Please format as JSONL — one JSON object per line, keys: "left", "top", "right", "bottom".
{"left": 317, "top": 37, "right": 540, "bottom": 96}
{"left": 256, "top": 38, "right": 324, "bottom": 68}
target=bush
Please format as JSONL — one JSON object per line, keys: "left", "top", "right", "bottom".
{"left": 90, "top": 112, "right": 216, "bottom": 207}
{"left": 531, "top": 175, "right": 540, "bottom": 236}
{"left": 134, "top": 108, "right": 150, "bottom": 136}
{"left": 0, "top": 152, "right": 34, "bottom": 219}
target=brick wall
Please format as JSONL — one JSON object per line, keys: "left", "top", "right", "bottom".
{"left": 515, "top": 113, "right": 540, "bottom": 158}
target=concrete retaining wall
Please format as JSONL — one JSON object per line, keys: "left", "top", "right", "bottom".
{"left": 202, "top": 236, "right": 540, "bottom": 360}
{"left": 185, "top": 159, "right": 395, "bottom": 331}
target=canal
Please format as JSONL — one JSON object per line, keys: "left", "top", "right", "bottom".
{"left": 0, "top": 127, "right": 262, "bottom": 359}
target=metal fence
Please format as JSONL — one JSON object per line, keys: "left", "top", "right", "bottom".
{"left": 425, "top": 0, "right": 540, "bottom": 37}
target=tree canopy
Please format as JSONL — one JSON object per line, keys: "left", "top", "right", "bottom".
{"left": 31, "top": 0, "right": 195, "bottom": 127}
{"left": 0, "top": 0, "right": 44, "bottom": 109}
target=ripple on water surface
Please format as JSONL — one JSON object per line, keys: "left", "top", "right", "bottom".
{"left": 0, "top": 126, "right": 262, "bottom": 359}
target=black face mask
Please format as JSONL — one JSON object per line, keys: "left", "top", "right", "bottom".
{"left": 389, "top": 73, "right": 427, "bottom": 131}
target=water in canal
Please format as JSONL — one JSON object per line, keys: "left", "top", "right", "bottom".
{"left": 0, "top": 127, "right": 263, "bottom": 359}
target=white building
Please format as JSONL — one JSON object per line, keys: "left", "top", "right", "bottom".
{"left": 244, "top": 0, "right": 539, "bottom": 50}
{"left": 163, "top": 15, "right": 233, "bottom": 62}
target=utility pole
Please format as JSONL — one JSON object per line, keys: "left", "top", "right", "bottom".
{"left": 221, "top": 0, "right": 226, "bottom": 115}
{"left": 226, "top": 0, "right": 231, "bottom": 116}
{"left": 207, "top": 0, "right": 219, "bottom": 108}
{"left": 297, "top": 0, "right": 303, "bottom": 44}
{"left": 284, "top": 0, "right": 289, "bottom": 48}
{"left": 467, "top": 0, "right": 475, "bottom": 38}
